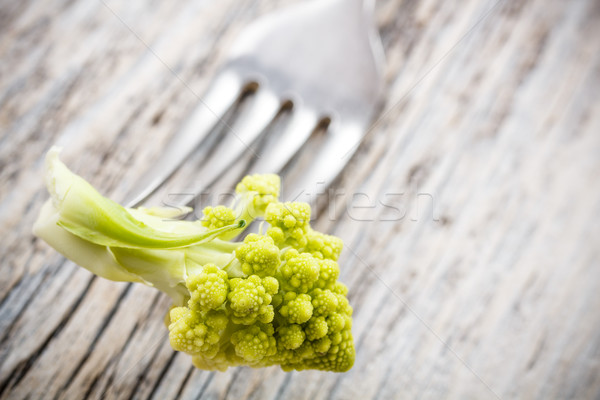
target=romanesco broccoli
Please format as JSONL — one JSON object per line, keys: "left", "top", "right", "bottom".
{"left": 33, "top": 147, "right": 355, "bottom": 373}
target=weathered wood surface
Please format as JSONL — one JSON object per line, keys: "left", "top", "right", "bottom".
{"left": 1, "top": 0, "right": 600, "bottom": 398}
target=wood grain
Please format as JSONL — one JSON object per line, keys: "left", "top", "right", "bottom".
{"left": 1, "top": 0, "right": 599, "bottom": 399}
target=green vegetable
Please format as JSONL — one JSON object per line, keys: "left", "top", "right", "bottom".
{"left": 33, "top": 147, "right": 355, "bottom": 372}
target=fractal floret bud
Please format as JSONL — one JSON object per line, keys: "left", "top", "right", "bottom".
{"left": 304, "top": 316, "right": 328, "bottom": 341}
{"left": 33, "top": 147, "right": 355, "bottom": 373}
{"left": 235, "top": 173, "right": 281, "bottom": 219}
{"left": 279, "top": 292, "right": 313, "bottom": 324}
{"left": 277, "top": 324, "right": 306, "bottom": 350}
{"left": 304, "top": 229, "right": 344, "bottom": 261}
{"left": 186, "top": 264, "right": 229, "bottom": 312}
{"left": 201, "top": 206, "right": 236, "bottom": 230}
{"left": 313, "top": 259, "right": 340, "bottom": 290}
{"left": 235, "top": 234, "right": 280, "bottom": 277}
{"left": 168, "top": 308, "right": 228, "bottom": 357}
{"left": 231, "top": 324, "right": 277, "bottom": 363}
{"left": 279, "top": 249, "right": 320, "bottom": 293}
{"left": 227, "top": 275, "right": 278, "bottom": 325}
{"left": 310, "top": 288, "right": 339, "bottom": 317}
{"left": 265, "top": 202, "right": 311, "bottom": 248}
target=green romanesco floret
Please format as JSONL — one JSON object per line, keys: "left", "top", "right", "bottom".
{"left": 313, "top": 259, "right": 341, "bottom": 290}
{"left": 279, "top": 292, "right": 314, "bottom": 324}
{"left": 227, "top": 275, "right": 278, "bottom": 325}
{"left": 304, "top": 316, "right": 328, "bottom": 341}
{"left": 304, "top": 229, "right": 344, "bottom": 260}
{"left": 186, "top": 264, "right": 229, "bottom": 311}
{"left": 235, "top": 174, "right": 280, "bottom": 215}
{"left": 266, "top": 202, "right": 311, "bottom": 248}
{"left": 310, "top": 288, "right": 339, "bottom": 316}
{"left": 264, "top": 203, "right": 343, "bottom": 261}
{"left": 277, "top": 324, "right": 306, "bottom": 350}
{"left": 231, "top": 324, "right": 277, "bottom": 363}
{"left": 279, "top": 249, "right": 320, "bottom": 293}
{"left": 33, "top": 147, "right": 355, "bottom": 373}
{"left": 202, "top": 174, "right": 281, "bottom": 241}
{"left": 168, "top": 308, "right": 229, "bottom": 357}
{"left": 331, "top": 281, "right": 349, "bottom": 296}
{"left": 201, "top": 205, "right": 236, "bottom": 230}
{"left": 234, "top": 234, "right": 280, "bottom": 277}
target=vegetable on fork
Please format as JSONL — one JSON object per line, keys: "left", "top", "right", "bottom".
{"left": 33, "top": 147, "right": 354, "bottom": 372}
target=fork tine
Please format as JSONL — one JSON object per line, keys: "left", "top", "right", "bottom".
{"left": 188, "top": 87, "right": 281, "bottom": 192}
{"left": 249, "top": 105, "right": 319, "bottom": 175}
{"left": 125, "top": 72, "right": 242, "bottom": 207}
{"left": 287, "top": 121, "right": 363, "bottom": 202}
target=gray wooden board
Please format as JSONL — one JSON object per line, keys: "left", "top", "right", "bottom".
{"left": 1, "top": 0, "right": 599, "bottom": 399}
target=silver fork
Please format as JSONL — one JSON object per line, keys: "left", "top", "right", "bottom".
{"left": 126, "top": 0, "right": 385, "bottom": 207}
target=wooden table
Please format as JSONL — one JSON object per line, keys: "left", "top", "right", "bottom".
{"left": 1, "top": 0, "right": 599, "bottom": 398}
